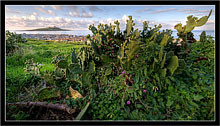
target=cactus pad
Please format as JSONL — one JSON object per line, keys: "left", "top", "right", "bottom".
{"left": 160, "top": 34, "right": 170, "bottom": 47}
{"left": 71, "top": 49, "right": 77, "bottom": 63}
{"left": 57, "top": 60, "right": 68, "bottom": 69}
{"left": 167, "top": 56, "right": 179, "bottom": 75}
{"left": 38, "top": 88, "right": 58, "bottom": 101}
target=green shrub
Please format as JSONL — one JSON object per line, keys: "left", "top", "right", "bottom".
{"left": 6, "top": 30, "right": 27, "bottom": 55}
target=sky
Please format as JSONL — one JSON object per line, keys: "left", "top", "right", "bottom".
{"left": 5, "top": 5, "right": 215, "bottom": 31}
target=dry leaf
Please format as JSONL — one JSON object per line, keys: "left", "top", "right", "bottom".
{"left": 65, "top": 95, "right": 70, "bottom": 99}
{"left": 57, "top": 90, "right": 61, "bottom": 98}
{"left": 69, "top": 86, "right": 83, "bottom": 99}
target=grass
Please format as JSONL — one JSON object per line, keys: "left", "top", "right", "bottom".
{"left": 6, "top": 40, "right": 86, "bottom": 76}
{"left": 6, "top": 40, "right": 86, "bottom": 103}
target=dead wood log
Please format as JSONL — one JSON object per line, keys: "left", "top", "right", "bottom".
{"left": 7, "top": 102, "right": 75, "bottom": 114}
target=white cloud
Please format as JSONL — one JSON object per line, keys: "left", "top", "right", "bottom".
{"left": 5, "top": 6, "right": 21, "bottom": 14}
{"left": 150, "top": 8, "right": 177, "bottom": 14}
{"left": 136, "top": 8, "right": 152, "bottom": 13}
{"left": 65, "top": 18, "right": 71, "bottom": 23}
{"left": 88, "top": 6, "right": 102, "bottom": 12}
{"left": 69, "top": 11, "right": 80, "bottom": 17}
{"left": 48, "top": 10, "right": 56, "bottom": 15}
{"left": 67, "top": 6, "right": 80, "bottom": 13}
{"left": 29, "top": 15, "right": 36, "bottom": 21}
{"left": 207, "top": 20, "right": 214, "bottom": 23}
{"left": 51, "top": 5, "right": 62, "bottom": 10}
{"left": 178, "top": 8, "right": 214, "bottom": 17}
{"left": 69, "top": 10, "right": 93, "bottom": 18}
{"left": 35, "top": 7, "right": 56, "bottom": 15}
{"left": 107, "top": 18, "right": 114, "bottom": 24}
{"left": 81, "top": 11, "right": 93, "bottom": 18}
{"left": 32, "top": 12, "right": 38, "bottom": 16}
{"left": 22, "top": 16, "right": 27, "bottom": 20}
{"left": 121, "top": 15, "right": 129, "bottom": 23}
{"left": 179, "top": 9, "right": 210, "bottom": 14}
{"left": 39, "top": 17, "right": 45, "bottom": 21}
{"left": 35, "top": 7, "right": 48, "bottom": 14}
{"left": 40, "top": 5, "right": 46, "bottom": 8}
{"left": 54, "top": 17, "right": 63, "bottom": 22}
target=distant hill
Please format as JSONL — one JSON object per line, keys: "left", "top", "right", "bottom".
{"left": 27, "top": 26, "right": 71, "bottom": 31}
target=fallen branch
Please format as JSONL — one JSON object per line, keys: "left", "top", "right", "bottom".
{"left": 7, "top": 102, "right": 75, "bottom": 114}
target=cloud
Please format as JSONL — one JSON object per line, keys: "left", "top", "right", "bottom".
{"left": 5, "top": 6, "right": 21, "bottom": 14}
{"left": 67, "top": 6, "right": 81, "bottom": 13}
{"left": 32, "top": 12, "right": 38, "bottom": 16}
{"left": 65, "top": 18, "right": 71, "bottom": 23}
{"left": 106, "top": 18, "right": 115, "bottom": 24}
{"left": 81, "top": 10, "right": 93, "bottom": 18}
{"left": 179, "top": 9, "right": 210, "bottom": 14}
{"left": 88, "top": 6, "right": 102, "bottom": 11}
{"left": 150, "top": 8, "right": 177, "bottom": 14}
{"left": 35, "top": 7, "right": 56, "bottom": 15}
{"left": 69, "top": 9, "right": 93, "bottom": 18}
{"left": 40, "top": 5, "right": 46, "bottom": 8}
{"left": 121, "top": 15, "right": 129, "bottom": 23}
{"left": 35, "top": 7, "right": 48, "bottom": 14}
{"left": 69, "top": 11, "right": 80, "bottom": 17}
{"left": 48, "top": 10, "right": 56, "bottom": 15}
{"left": 29, "top": 15, "right": 37, "bottom": 20}
{"left": 136, "top": 8, "right": 152, "bottom": 13}
{"left": 178, "top": 8, "right": 214, "bottom": 17}
{"left": 51, "top": 5, "right": 62, "bottom": 10}
{"left": 207, "top": 20, "right": 214, "bottom": 24}
{"left": 66, "top": 6, "right": 93, "bottom": 18}
{"left": 54, "top": 17, "right": 64, "bottom": 23}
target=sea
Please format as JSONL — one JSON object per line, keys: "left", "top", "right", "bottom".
{"left": 9, "top": 30, "right": 215, "bottom": 40}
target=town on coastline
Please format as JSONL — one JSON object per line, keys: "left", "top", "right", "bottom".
{"left": 20, "top": 33, "right": 87, "bottom": 42}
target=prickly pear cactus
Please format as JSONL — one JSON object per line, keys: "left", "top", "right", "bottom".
{"left": 160, "top": 34, "right": 170, "bottom": 47}
{"left": 174, "top": 9, "right": 212, "bottom": 34}
{"left": 125, "top": 40, "right": 141, "bottom": 62}
{"left": 38, "top": 87, "right": 58, "bottom": 101}
{"left": 57, "top": 60, "right": 68, "bottom": 69}
{"left": 114, "top": 20, "right": 120, "bottom": 35}
{"left": 160, "top": 68, "right": 167, "bottom": 77}
{"left": 69, "top": 63, "right": 82, "bottom": 74}
{"left": 185, "top": 15, "right": 198, "bottom": 33}
{"left": 174, "top": 59, "right": 186, "bottom": 74}
{"left": 54, "top": 67, "right": 65, "bottom": 79}
{"left": 196, "top": 9, "right": 212, "bottom": 27}
{"left": 161, "top": 53, "right": 166, "bottom": 68}
{"left": 167, "top": 56, "right": 179, "bottom": 75}
{"left": 200, "top": 31, "right": 207, "bottom": 43}
{"left": 89, "top": 24, "right": 98, "bottom": 34}
{"left": 88, "top": 60, "right": 95, "bottom": 73}
{"left": 159, "top": 47, "right": 163, "bottom": 61}
{"left": 143, "top": 21, "right": 148, "bottom": 32}
{"left": 71, "top": 49, "right": 77, "bottom": 63}
{"left": 126, "top": 16, "right": 135, "bottom": 36}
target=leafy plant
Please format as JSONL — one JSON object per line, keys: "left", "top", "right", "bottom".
{"left": 6, "top": 30, "right": 27, "bottom": 55}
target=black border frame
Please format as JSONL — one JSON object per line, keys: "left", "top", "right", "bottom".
{"left": 1, "top": 0, "right": 219, "bottom": 125}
